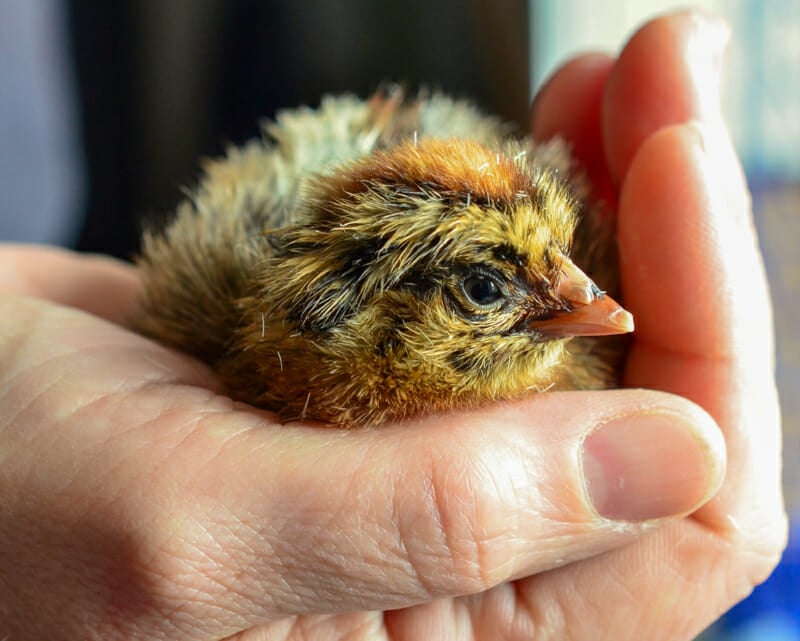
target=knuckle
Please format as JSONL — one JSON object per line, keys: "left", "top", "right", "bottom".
{"left": 394, "top": 442, "right": 524, "bottom": 597}
{"left": 743, "top": 510, "right": 789, "bottom": 587}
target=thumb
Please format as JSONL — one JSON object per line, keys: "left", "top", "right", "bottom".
{"left": 171, "top": 389, "right": 726, "bottom": 625}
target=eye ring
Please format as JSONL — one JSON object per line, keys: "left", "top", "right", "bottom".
{"left": 460, "top": 271, "right": 507, "bottom": 310}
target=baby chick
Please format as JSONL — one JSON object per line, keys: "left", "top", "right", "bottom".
{"left": 133, "top": 87, "right": 633, "bottom": 427}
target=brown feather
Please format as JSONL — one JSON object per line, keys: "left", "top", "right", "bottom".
{"left": 132, "top": 89, "right": 629, "bottom": 427}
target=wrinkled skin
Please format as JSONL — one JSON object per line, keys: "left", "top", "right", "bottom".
{"left": 0, "top": 10, "right": 786, "bottom": 641}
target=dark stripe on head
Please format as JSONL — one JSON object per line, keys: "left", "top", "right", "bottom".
{"left": 491, "top": 242, "right": 527, "bottom": 268}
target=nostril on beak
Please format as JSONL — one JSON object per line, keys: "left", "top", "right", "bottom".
{"left": 556, "top": 256, "right": 600, "bottom": 307}
{"left": 562, "top": 282, "right": 594, "bottom": 306}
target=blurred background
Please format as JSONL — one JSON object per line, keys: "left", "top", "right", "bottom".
{"left": 0, "top": 1, "right": 797, "bottom": 638}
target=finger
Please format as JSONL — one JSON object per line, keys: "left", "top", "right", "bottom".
{"left": 619, "top": 123, "right": 768, "bottom": 363}
{"left": 508, "top": 518, "right": 764, "bottom": 641}
{"left": 96, "top": 389, "right": 724, "bottom": 634}
{"left": 0, "top": 244, "right": 141, "bottom": 324}
{"left": 603, "top": 10, "right": 730, "bottom": 185}
{"left": 530, "top": 53, "right": 617, "bottom": 207}
{"left": 619, "top": 120, "right": 785, "bottom": 543}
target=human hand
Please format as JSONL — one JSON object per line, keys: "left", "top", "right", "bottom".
{"left": 0, "top": 10, "right": 785, "bottom": 641}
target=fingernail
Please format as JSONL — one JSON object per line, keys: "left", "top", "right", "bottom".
{"left": 687, "top": 14, "right": 731, "bottom": 114}
{"left": 582, "top": 412, "right": 721, "bottom": 521}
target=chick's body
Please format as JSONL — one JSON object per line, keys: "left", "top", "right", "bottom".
{"left": 134, "top": 90, "right": 631, "bottom": 426}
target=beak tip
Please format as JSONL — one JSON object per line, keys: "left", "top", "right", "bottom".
{"left": 610, "top": 307, "right": 635, "bottom": 333}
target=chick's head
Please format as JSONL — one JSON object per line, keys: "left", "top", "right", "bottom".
{"left": 232, "top": 138, "right": 632, "bottom": 426}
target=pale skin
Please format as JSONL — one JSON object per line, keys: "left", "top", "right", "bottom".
{"left": 0, "top": 10, "right": 786, "bottom": 641}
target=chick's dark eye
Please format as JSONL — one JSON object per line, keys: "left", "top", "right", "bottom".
{"left": 461, "top": 274, "right": 505, "bottom": 309}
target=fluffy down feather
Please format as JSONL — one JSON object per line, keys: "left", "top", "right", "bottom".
{"left": 134, "top": 88, "right": 632, "bottom": 426}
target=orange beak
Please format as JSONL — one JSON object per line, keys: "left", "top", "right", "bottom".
{"left": 527, "top": 257, "right": 634, "bottom": 338}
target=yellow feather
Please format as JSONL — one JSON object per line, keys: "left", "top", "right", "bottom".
{"left": 133, "top": 89, "right": 627, "bottom": 427}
